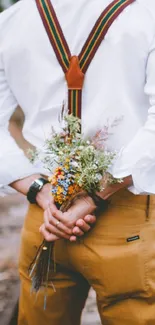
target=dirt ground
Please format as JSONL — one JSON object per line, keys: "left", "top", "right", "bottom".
{"left": 0, "top": 194, "right": 101, "bottom": 325}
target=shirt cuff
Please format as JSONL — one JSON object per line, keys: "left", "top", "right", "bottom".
{"left": 131, "top": 159, "right": 155, "bottom": 195}
{"left": 111, "top": 164, "right": 150, "bottom": 195}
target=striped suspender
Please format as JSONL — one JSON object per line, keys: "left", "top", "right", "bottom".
{"left": 36, "top": 0, "right": 135, "bottom": 119}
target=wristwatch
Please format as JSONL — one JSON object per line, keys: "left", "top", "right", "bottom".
{"left": 27, "top": 177, "right": 49, "bottom": 204}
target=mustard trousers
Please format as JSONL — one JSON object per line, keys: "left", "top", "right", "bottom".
{"left": 18, "top": 190, "right": 155, "bottom": 325}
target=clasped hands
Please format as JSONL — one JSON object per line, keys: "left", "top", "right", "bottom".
{"left": 39, "top": 192, "right": 97, "bottom": 242}
{"left": 39, "top": 175, "right": 133, "bottom": 242}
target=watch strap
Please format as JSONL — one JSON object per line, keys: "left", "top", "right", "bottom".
{"left": 27, "top": 178, "right": 49, "bottom": 204}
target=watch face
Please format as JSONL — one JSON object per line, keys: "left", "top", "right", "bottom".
{"left": 34, "top": 179, "right": 44, "bottom": 190}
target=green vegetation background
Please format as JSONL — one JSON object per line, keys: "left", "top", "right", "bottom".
{"left": 0, "top": 0, "right": 18, "bottom": 12}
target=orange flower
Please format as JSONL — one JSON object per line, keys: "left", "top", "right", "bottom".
{"left": 57, "top": 186, "right": 63, "bottom": 194}
{"left": 68, "top": 185, "right": 74, "bottom": 195}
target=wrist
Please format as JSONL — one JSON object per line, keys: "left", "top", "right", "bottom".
{"left": 123, "top": 175, "right": 133, "bottom": 187}
{"left": 77, "top": 192, "right": 97, "bottom": 210}
{"left": 68, "top": 194, "right": 97, "bottom": 217}
{"left": 10, "top": 174, "right": 42, "bottom": 195}
{"left": 86, "top": 195, "right": 97, "bottom": 210}
{"left": 36, "top": 183, "right": 53, "bottom": 210}
{"left": 36, "top": 182, "right": 51, "bottom": 203}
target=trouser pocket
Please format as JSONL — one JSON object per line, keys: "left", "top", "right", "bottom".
{"left": 83, "top": 225, "right": 148, "bottom": 299}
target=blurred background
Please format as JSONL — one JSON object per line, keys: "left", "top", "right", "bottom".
{"left": 0, "top": 1, "right": 101, "bottom": 325}
{"left": 0, "top": 0, "right": 17, "bottom": 10}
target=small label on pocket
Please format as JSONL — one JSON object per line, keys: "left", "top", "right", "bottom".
{"left": 127, "top": 235, "right": 140, "bottom": 242}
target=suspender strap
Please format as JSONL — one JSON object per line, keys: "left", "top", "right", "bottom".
{"left": 79, "top": 0, "right": 135, "bottom": 73}
{"left": 36, "top": 0, "right": 135, "bottom": 119}
{"left": 36, "top": 0, "right": 71, "bottom": 73}
{"left": 68, "top": 89, "right": 82, "bottom": 119}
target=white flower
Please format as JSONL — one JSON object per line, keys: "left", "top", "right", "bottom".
{"left": 87, "top": 145, "right": 95, "bottom": 151}
{"left": 70, "top": 161, "right": 79, "bottom": 168}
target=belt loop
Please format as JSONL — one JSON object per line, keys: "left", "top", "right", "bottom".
{"left": 146, "top": 195, "right": 150, "bottom": 222}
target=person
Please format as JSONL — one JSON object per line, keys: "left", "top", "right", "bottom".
{"left": 0, "top": 0, "right": 155, "bottom": 324}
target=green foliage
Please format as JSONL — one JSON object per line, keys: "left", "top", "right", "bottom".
{"left": 29, "top": 115, "right": 118, "bottom": 195}
{"left": 0, "top": 0, "right": 18, "bottom": 12}
{"left": 0, "top": 1, "right": 3, "bottom": 12}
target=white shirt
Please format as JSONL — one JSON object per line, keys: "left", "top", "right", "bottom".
{"left": 0, "top": 0, "right": 155, "bottom": 196}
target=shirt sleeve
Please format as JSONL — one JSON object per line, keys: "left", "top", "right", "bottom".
{"left": 0, "top": 51, "right": 42, "bottom": 197}
{"left": 111, "top": 35, "right": 155, "bottom": 195}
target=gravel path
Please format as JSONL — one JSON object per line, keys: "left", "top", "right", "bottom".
{"left": 0, "top": 194, "right": 101, "bottom": 325}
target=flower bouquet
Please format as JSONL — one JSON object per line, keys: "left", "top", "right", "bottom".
{"left": 28, "top": 114, "right": 120, "bottom": 308}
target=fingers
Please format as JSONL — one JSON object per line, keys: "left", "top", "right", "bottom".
{"left": 71, "top": 215, "right": 96, "bottom": 240}
{"left": 43, "top": 209, "right": 71, "bottom": 240}
{"left": 73, "top": 215, "right": 96, "bottom": 234}
{"left": 42, "top": 204, "right": 97, "bottom": 243}
{"left": 84, "top": 214, "right": 96, "bottom": 224}
{"left": 48, "top": 204, "right": 74, "bottom": 229}
{"left": 44, "top": 208, "right": 72, "bottom": 235}
{"left": 72, "top": 214, "right": 96, "bottom": 237}
{"left": 48, "top": 203, "right": 66, "bottom": 223}
{"left": 72, "top": 226, "right": 84, "bottom": 237}
{"left": 69, "top": 235, "right": 77, "bottom": 242}
{"left": 74, "top": 219, "right": 90, "bottom": 233}
{"left": 39, "top": 223, "right": 59, "bottom": 242}
{"left": 48, "top": 201, "right": 60, "bottom": 216}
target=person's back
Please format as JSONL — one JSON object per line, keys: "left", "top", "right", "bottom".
{"left": 1, "top": 0, "right": 155, "bottom": 166}
{"left": 1, "top": 1, "right": 155, "bottom": 324}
